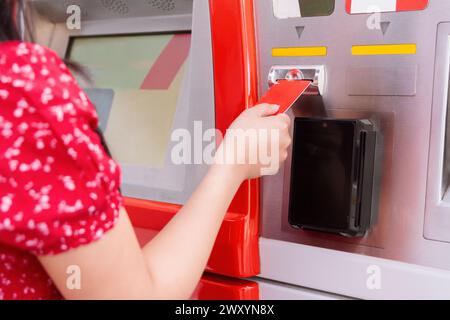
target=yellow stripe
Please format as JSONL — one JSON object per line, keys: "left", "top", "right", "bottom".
{"left": 272, "top": 46, "right": 328, "bottom": 57}
{"left": 352, "top": 44, "right": 417, "bottom": 56}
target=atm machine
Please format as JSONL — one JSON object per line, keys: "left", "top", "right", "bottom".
{"left": 27, "top": 0, "right": 450, "bottom": 299}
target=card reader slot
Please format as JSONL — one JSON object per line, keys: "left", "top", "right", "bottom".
{"left": 289, "top": 119, "right": 379, "bottom": 237}
{"left": 355, "top": 131, "right": 367, "bottom": 229}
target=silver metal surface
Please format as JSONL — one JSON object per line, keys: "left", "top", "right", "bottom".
{"left": 255, "top": 276, "right": 349, "bottom": 300}
{"left": 255, "top": 0, "right": 450, "bottom": 277}
{"left": 268, "top": 65, "right": 325, "bottom": 95}
{"left": 424, "top": 22, "right": 450, "bottom": 243}
{"left": 259, "top": 237, "right": 450, "bottom": 299}
{"left": 346, "top": 66, "right": 417, "bottom": 96}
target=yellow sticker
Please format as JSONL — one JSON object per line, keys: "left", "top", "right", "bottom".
{"left": 272, "top": 46, "right": 328, "bottom": 57}
{"left": 352, "top": 44, "right": 417, "bottom": 56}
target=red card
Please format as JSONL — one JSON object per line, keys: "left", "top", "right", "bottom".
{"left": 258, "top": 80, "right": 311, "bottom": 114}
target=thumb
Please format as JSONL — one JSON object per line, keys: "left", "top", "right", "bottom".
{"left": 252, "top": 103, "right": 280, "bottom": 117}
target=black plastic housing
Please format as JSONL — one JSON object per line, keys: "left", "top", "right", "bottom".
{"left": 288, "top": 118, "right": 379, "bottom": 237}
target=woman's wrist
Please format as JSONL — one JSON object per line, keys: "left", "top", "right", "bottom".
{"left": 208, "top": 163, "right": 247, "bottom": 188}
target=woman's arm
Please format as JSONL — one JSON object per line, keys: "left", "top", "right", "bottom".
{"left": 141, "top": 163, "right": 244, "bottom": 299}
{"left": 39, "top": 164, "right": 242, "bottom": 300}
{"left": 38, "top": 104, "right": 291, "bottom": 299}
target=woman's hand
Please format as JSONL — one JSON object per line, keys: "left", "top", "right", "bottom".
{"left": 214, "top": 103, "right": 292, "bottom": 180}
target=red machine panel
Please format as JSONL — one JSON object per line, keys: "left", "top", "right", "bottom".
{"left": 193, "top": 274, "right": 259, "bottom": 300}
{"left": 126, "top": 0, "right": 260, "bottom": 279}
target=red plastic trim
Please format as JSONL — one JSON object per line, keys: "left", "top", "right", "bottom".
{"left": 193, "top": 274, "right": 259, "bottom": 300}
{"left": 207, "top": 0, "right": 260, "bottom": 278}
{"left": 126, "top": 0, "right": 260, "bottom": 278}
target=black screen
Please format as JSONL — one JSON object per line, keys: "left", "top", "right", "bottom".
{"left": 289, "top": 119, "right": 356, "bottom": 231}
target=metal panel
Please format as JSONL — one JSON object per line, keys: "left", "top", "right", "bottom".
{"left": 259, "top": 238, "right": 450, "bottom": 299}
{"left": 255, "top": 0, "right": 450, "bottom": 296}
{"left": 424, "top": 22, "right": 450, "bottom": 243}
{"left": 256, "top": 277, "right": 348, "bottom": 300}
{"left": 346, "top": 66, "right": 417, "bottom": 96}
{"left": 29, "top": 0, "right": 194, "bottom": 22}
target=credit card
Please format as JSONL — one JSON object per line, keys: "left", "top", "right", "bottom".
{"left": 258, "top": 80, "right": 311, "bottom": 114}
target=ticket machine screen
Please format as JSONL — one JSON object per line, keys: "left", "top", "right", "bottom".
{"left": 68, "top": 33, "right": 191, "bottom": 168}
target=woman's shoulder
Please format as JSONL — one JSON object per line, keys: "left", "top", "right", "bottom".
{"left": 0, "top": 44, "right": 122, "bottom": 257}
{"left": 0, "top": 41, "right": 73, "bottom": 90}
{"left": 0, "top": 41, "right": 62, "bottom": 65}
{"left": 0, "top": 41, "right": 90, "bottom": 116}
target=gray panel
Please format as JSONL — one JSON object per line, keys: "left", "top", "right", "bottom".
{"left": 255, "top": 277, "right": 349, "bottom": 300}
{"left": 346, "top": 66, "right": 417, "bottom": 96}
{"left": 259, "top": 237, "right": 450, "bottom": 300}
{"left": 424, "top": 22, "right": 450, "bottom": 243}
{"left": 256, "top": 0, "right": 450, "bottom": 278}
{"left": 29, "top": 0, "right": 194, "bottom": 22}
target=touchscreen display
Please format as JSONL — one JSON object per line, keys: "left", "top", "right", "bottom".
{"left": 68, "top": 33, "right": 191, "bottom": 168}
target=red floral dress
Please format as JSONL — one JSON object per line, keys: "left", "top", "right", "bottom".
{"left": 0, "top": 41, "right": 122, "bottom": 299}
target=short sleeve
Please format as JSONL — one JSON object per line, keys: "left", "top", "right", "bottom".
{"left": 0, "top": 42, "right": 122, "bottom": 256}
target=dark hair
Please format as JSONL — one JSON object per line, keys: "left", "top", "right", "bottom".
{"left": 0, "top": 0, "right": 113, "bottom": 157}
{"left": 0, "top": 0, "right": 21, "bottom": 41}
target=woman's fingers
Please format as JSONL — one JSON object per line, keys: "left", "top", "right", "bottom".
{"left": 251, "top": 103, "right": 280, "bottom": 117}
{"left": 220, "top": 103, "right": 294, "bottom": 179}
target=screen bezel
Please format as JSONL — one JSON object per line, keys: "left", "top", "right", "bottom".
{"left": 46, "top": 12, "right": 192, "bottom": 59}
{"left": 65, "top": 30, "right": 192, "bottom": 60}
